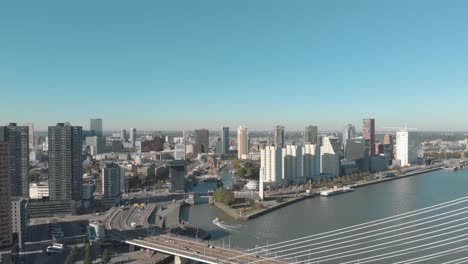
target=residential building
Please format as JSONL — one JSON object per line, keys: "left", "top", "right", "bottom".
{"left": 362, "top": 118, "right": 375, "bottom": 156}
{"left": 101, "top": 163, "right": 123, "bottom": 207}
{"left": 11, "top": 197, "right": 27, "bottom": 249}
{"left": 194, "top": 129, "right": 209, "bottom": 155}
{"left": 48, "top": 123, "right": 83, "bottom": 211}
{"left": 120, "top": 129, "right": 127, "bottom": 143}
{"left": 237, "top": 126, "right": 249, "bottom": 159}
{"left": 174, "top": 143, "right": 186, "bottom": 160}
{"left": 260, "top": 146, "right": 282, "bottom": 183}
{"left": 396, "top": 130, "right": 409, "bottom": 166}
{"left": 303, "top": 144, "right": 321, "bottom": 178}
{"left": 0, "top": 123, "right": 29, "bottom": 198}
{"left": 136, "top": 164, "right": 156, "bottom": 178}
{"left": 383, "top": 134, "right": 393, "bottom": 145}
{"left": 90, "top": 118, "right": 103, "bottom": 138}
{"left": 29, "top": 183, "right": 49, "bottom": 199}
{"left": 222, "top": 127, "right": 230, "bottom": 155}
{"left": 282, "top": 145, "right": 303, "bottom": 180}
{"left": 321, "top": 137, "right": 341, "bottom": 177}
{"left": 0, "top": 142, "right": 12, "bottom": 248}
{"left": 273, "top": 126, "right": 285, "bottom": 148}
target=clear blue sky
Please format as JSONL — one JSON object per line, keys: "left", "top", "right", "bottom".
{"left": 1, "top": 0, "right": 467, "bottom": 131}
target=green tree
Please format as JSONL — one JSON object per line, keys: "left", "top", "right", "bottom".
{"left": 213, "top": 188, "right": 235, "bottom": 205}
{"left": 236, "top": 167, "right": 246, "bottom": 177}
{"left": 65, "top": 246, "right": 80, "bottom": 264}
{"left": 83, "top": 242, "right": 92, "bottom": 264}
{"left": 102, "top": 249, "right": 111, "bottom": 264}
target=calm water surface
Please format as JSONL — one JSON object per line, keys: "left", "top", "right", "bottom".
{"left": 181, "top": 169, "right": 468, "bottom": 249}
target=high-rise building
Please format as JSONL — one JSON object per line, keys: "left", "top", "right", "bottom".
{"left": 174, "top": 143, "right": 186, "bottom": 160}
{"left": 363, "top": 118, "right": 375, "bottom": 156}
{"left": 222, "top": 127, "right": 230, "bottom": 155}
{"left": 260, "top": 146, "right": 282, "bottom": 183}
{"left": 304, "top": 125, "right": 318, "bottom": 144}
{"left": 11, "top": 197, "right": 27, "bottom": 249}
{"left": 48, "top": 123, "right": 83, "bottom": 209}
{"left": 101, "top": 163, "right": 123, "bottom": 207}
{"left": 383, "top": 134, "right": 393, "bottom": 145}
{"left": 0, "top": 142, "right": 12, "bottom": 248}
{"left": 130, "top": 128, "right": 136, "bottom": 148}
{"left": 168, "top": 160, "right": 187, "bottom": 192}
{"left": 0, "top": 123, "right": 29, "bottom": 198}
{"left": 396, "top": 130, "right": 409, "bottom": 167}
{"left": 273, "top": 125, "right": 285, "bottom": 148}
{"left": 303, "top": 144, "right": 321, "bottom": 178}
{"left": 120, "top": 129, "right": 127, "bottom": 143}
{"left": 321, "top": 137, "right": 341, "bottom": 177}
{"left": 237, "top": 126, "right": 248, "bottom": 159}
{"left": 342, "top": 124, "right": 356, "bottom": 143}
{"left": 194, "top": 129, "right": 209, "bottom": 155}
{"left": 345, "top": 138, "right": 369, "bottom": 162}
{"left": 282, "top": 145, "right": 303, "bottom": 180}
{"left": 23, "top": 123, "right": 34, "bottom": 149}
{"left": 90, "top": 118, "right": 103, "bottom": 138}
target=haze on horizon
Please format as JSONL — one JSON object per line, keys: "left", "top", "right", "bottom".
{"left": 1, "top": 1, "right": 468, "bottom": 131}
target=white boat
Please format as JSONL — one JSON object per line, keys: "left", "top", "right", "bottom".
{"left": 320, "top": 186, "right": 355, "bottom": 197}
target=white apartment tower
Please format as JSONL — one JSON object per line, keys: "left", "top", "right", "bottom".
{"left": 282, "top": 145, "right": 303, "bottom": 180}
{"left": 260, "top": 146, "right": 282, "bottom": 183}
{"left": 320, "top": 137, "right": 341, "bottom": 177}
{"left": 303, "top": 144, "right": 321, "bottom": 178}
{"left": 237, "top": 126, "right": 249, "bottom": 159}
{"left": 396, "top": 130, "right": 409, "bottom": 167}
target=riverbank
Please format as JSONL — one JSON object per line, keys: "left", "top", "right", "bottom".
{"left": 213, "top": 194, "right": 316, "bottom": 221}
{"left": 213, "top": 165, "right": 443, "bottom": 221}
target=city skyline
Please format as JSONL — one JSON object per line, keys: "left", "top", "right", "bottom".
{"left": 2, "top": 1, "right": 468, "bottom": 130}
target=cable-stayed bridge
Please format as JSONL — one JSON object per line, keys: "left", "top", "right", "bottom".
{"left": 232, "top": 195, "right": 468, "bottom": 263}
{"left": 106, "top": 196, "right": 468, "bottom": 263}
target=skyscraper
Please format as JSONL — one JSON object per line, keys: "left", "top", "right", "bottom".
{"left": 282, "top": 145, "right": 303, "bottom": 180}
{"left": 101, "top": 163, "right": 123, "bottom": 207}
{"left": 342, "top": 124, "right": 356, "bottom": 142}
{"left": 396, "top": 130, "right": 409, "bottom": 167}
{"left": 90, "top": 118, "right": 103, "bottom": 138}
{"left": 260, "top": 146, "right": 282, "bottom": 183}
{"left": 363, "top": 118, "right": 376, "bottom": 156}
{"left": 48, "top": 123, "right": 83, "bottom": 208}
{"left": 321, "top": 137, "right": 341, "bottom": 177}
{"left": 273, "top": 125, "right": 285, "bottom": 148}
{"left": 130, "top": 128, "right": 136, "bottom": 148}
{"left": 174, "top": 143, "right": 186, "bottom": 160}
{"left": 0, "top": 123, "right": 29, "bottom": 198}
{"left": 383, "top": 134, "right": 393, "bottom": 145}
{"left": 304, "top": 125, "right": 318, "bottom": 144}
{"left": 222, "top": 127, "right": 230, "bottom": 155}
{"left": 0, "top": 142, "right": 12, "bottom": 248}
{"left": 237, "top": 126, "right": 248, "bottom": 159}
{"left": 194, "top": 129, "right": 209, "bottom": 155}
{"left": 120, "top": 129, "right": 127, "bottom": 143}
{"left": 23, "top": 123, "right": 34, "bottom": 149}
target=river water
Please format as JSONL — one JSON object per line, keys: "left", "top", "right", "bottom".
{"left": 181, "top": 168, "right": 468, "bottom": 259}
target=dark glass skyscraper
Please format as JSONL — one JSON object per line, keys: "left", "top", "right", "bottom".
{"left": 0, "top": 142, "right": 12, "bottom": 248}
{"left": 304, "top": 125, "right": 318, "bottom": 144}
{"left": 362, "top": 118, "right": 375, "bottom": 156}
{"left": 194, "top": 129, "right": 209, "bottom": 154}
{"left": 48, "top": 123, "right": 83, "bottom": 207}
{"left": 222, "top": 127, "right": 229, "bottom": 155}
{"left": 274, "top": 125, "right": 285, "bottom": 148}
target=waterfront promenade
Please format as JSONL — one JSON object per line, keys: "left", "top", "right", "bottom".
{"left": 213, "top": 165, "right": 444, "bottom": 221}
